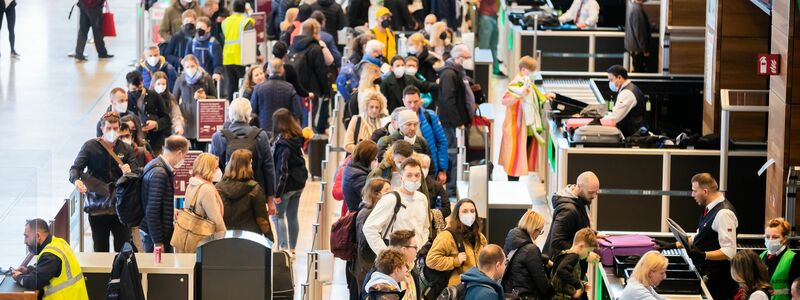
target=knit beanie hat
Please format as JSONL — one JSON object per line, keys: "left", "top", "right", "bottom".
{"left": 397, "top": 109, "right": 419, "bottom": 128}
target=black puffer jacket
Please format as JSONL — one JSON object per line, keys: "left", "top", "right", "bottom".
{"left": 310, "top": 0, "right": 346, "bottom": 43}
{"left": 502, "top": 227, "right": 551, "bottom": 299}
{"left": 542, "top": 186, "right": 591, "bottom": 259}
{"left": 272, "top": 135, "right": 308, "bottom": 196}
{"left": 354, "top": 204, "right": 377, "bottom": 290}
{"left": 140, "top": 156, "right": 174, "bottom": 245}
{"left": 216, "top": 179, "right": 269, "bottom": 235}
{"left": 341, "top": 160, "right": 371, "bottom": 212}
{"left": 437, "top": 59, "right": 470, "bottom": 128}
{"left": 288, "top": 35, "right": 331, "bottom": 97}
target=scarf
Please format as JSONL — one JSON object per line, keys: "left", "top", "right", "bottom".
{"left": 185, "top": 71, "right": 202, "bottom": 86}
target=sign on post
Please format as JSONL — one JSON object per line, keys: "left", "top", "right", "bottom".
{"left": 173, "top": 150, "right": 203, "bottom": 208}
{"left": 197, "top": 99, "right": 227, "bottom": 142}
{"left": 252, "top": 12, "right": 266, "bottom": 44}
{"left": 757, "top": 54, "right": 780, "bottom": 76}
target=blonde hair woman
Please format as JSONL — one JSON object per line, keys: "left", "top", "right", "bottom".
{"left": 428, "top": 22, "right": 452, "bottom": 61}
{"left": 500, "top": 210, "right": 550, "bottom": 298}
{"left": 344, "top": 91, "right": 387, "bottom": 153}
{"left": 280, "top": 8, "right": 298, "bottom": 32}
{"left": 176, "top": 153, "right": 226, "bottom": 253}
{"left": 619, "top": 251, "right": 668, "bottom": 300}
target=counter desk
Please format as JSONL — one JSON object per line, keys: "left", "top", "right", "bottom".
{"left": 75, "top": 252, "right": 196, "bottom": 300}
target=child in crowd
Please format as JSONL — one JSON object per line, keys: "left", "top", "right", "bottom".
{"left": 551, "top": 228, "right": 598, "bottom": 300}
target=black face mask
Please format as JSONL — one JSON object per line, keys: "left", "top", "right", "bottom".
{"left": 381, "top": 19, "right": 391, "bottom": 28}
{"left": 439, "top": 32, "right": 448, "bottom": 41}
{"left": 197, "top": 28, "right": 207, "bottom": 37}
{"left": 183, "top": 23, "right": 196, "bottom": 35}
{"left": 129, "top": 90, "right": 142, "bottom": 100}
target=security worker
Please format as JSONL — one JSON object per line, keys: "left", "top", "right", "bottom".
{"left": 682, "top": 173, "right": 739, "bottom": 300}
{"left": 603, "top": 65, "right": 647, "bottom": 137}
{"left": 762, "top": 218, "right": 800, "bottom": 300}
{"left": 221, "top": 0, "right": 255, "bottom": 101}
{"left": 12, "top": 218, "right": 89, "bottom": 300}
{"left": 371, "top": 7, "right": 396, "bottom": 62}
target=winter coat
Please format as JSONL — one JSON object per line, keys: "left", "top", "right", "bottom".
{"left": 157, "top": 91, "right": 185, "bottom": 135}
{"left": 551, "top": 251, "right": 583, "bottom": 299}
{"left": 425, "top": 174, "right": 450, "bottom": 218}
{"left": 320, "top": 31, "right": 343, "bottom": 67}
{"left": 379, "top": 73, "right": 437, "bottom": 112}
{"left": 343, "top": 115, "right": 382, "bottom": 154}
{"left": 502, "top": 227, "right": 550, "bottom": 298}
{"left": 336, "top": 62, "right": 358, "bottom": 102}
{"left": 184, "top": 177, "right": 226, "bottom": 234}
{"left": 250, "top": 76, "right": 303, "bottom": 132}
{"left": 140, "top": 156, "right": 175, "bottom": 245}
{"left": 624, "top": 0, "right": 650, "bottom": 54}
{"left": 417, "top": 109, "right": 449, "bottom": 174}
{"left": 216, "top": 178, "right": 269, "bottom": 235}
{"left": 69, "top": 138, "right": 140, "bottom": 188}
{"left": 461, "top": 267, "right": 505, "bottom": 300}
{"left": 173, "top": 71, "right": 217, "bottom": 139}
{"left": 342, "top": 159, "right": 371, "bottom": 212}
{"left": 415, "top": 49, "right": 441, "bottom": 94}
{"left": 272, "top": 135, "right": 308, "bottom": 196}
{"left": 385, "top": 0, "right": 416, "bottom": 31}
{"left": 128, "top": 89, "right": 172, "bottom": 151}
{"left": 272, "top": 62, "right": 310, "bottom": 98}
{"left": 347, "top": 0, "right": 370, "bottom": 29}
{"left": 543, "top": 185, "right": 591, "bottom": 259}
{"left": 288, "top": 35, "right": 331, "bottom": 96}
{"left": 159, "top": 0, "right": 204, "bottom": 41}
{"left": 165, "top": 31, "right": 194, "bottom": 70}
{"left": 426, "top": 229, "right": 487, "bottom": 287}
{"left": 189, "top": 36, "right": 224, "bottom": 76}
{"left": 355, "top": 204, "right": 377, "bottom": 289}
{"left": 210, "top": 121, "right": 276, "bottom": 197}
{"left": 431, "top": 0, "right": 458, "bottom": 29}
{"left": 310, "top": 0, "right": 346, "bottom": 43}
{"left": 136, "top": 57, "right": 178, "bottom": 91}
{"left": 377, "top": 131, "right": 432, "bottom": 161}
{"left": 437, "top": 60, "right": 471, "bottom": 128}
{"left": 498, "top": 74, "right": 546, "bottom": 177}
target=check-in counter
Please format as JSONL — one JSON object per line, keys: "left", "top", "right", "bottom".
{"left": 75, "top": 252, "right": 195, "bottom": 300}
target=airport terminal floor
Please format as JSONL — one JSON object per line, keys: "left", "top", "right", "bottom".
{"left": 0, "top": 0, "right": 796, "bottom": 299}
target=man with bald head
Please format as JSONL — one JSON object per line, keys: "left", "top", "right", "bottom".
{"left": 250, "top": 58, "right": 303, "bottom": 132}
{"left": 544, "top": 171, "right": 600, "bottom": 259}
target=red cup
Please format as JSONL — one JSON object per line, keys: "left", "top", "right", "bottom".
{"left": 154, "top": 245, "right": 163, "bottom": 264}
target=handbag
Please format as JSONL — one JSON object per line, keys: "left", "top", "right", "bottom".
{"left": 171, "top": 183, "right": 217, "bottom": 253}
{"left": 102, "top": 1, "right": 117, "bottom": 37}
{"left": 85, "top": 139, "right": 123, "bottom": 216}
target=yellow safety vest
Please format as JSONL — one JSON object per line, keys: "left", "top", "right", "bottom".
{"left": 40, "top": 237, "right": 89, "bottom": 300}
{"left": 222, "top": 13, "right": 254, "bottom": 66}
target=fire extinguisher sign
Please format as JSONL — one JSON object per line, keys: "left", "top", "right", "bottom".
{"left": 757, "top": 54, "right": 780, "bottom": 76}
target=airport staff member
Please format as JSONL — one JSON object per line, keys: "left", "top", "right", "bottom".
{"left": 683, "top": 173, "right": 739, "bottom": 300}
{"left": 12, "top": 219, "right": 89, "bottom": 300}
{"left": 221, "top": 0, "right": 255, "bottom": 100}
{"left": 603, "top": 65, "right": 647, "bottom": 137}
{"left": 762, "top": 218, "right": 800, "bottom": 300}
{"left": 558, "top": 0, "right": 600, "bottom": 29}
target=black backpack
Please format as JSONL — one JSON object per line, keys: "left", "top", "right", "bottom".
{"left": 285, "top": 44, "right": 313, "bottom": 76}
{"left": 115, "top": 172, "right": 143, "bottom": 228}
{"left": 418, "top": 229, "right": 465, "bottom": 300}
{"left": 437, "top": 282, "right": 494, "bottom": 300}
{"left": 266, "top": 9, "right": 280, "bottom": 41}
{"left": 106, "top": 242, "right": 145, "bottom": 300}
{"left": 221, "top": 128, "right": 261, "bottom": 166}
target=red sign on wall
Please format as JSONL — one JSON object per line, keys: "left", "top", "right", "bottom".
{"left": 197, "top": 99, "right": 227, "bottom": 142}
{"left": 173, "top": 150, "right": 202, "bottom": 200}
{"left": 757, "top": 54, "right": 780, "bottom": 76}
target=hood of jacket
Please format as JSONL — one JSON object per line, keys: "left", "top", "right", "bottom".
{"left": 188, "top": 177, "right": 210, "bottom": 189}
{"left": 364, "top": 271, "right": 400, "bottom": 293}
{"left": 461, "top": 267, "right": 503, "bottom": 292}
{"left": 275, "top": 135, "right": 305, "bottom": 151}
{"left": 290, "top": 35, "right": 318, "bottom": 52}
{"left": 504, "top": 227, "right": 534, "bottom": 251}
{"left": 216, "top": 179, "right": 258, "bottom": 201}
{"left": 554, "top": 185, "right": 585, "bottom": 208}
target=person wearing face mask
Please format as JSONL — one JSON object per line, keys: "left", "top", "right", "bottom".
{"left": 240, "top": 64, "right": 266, "bottom": 100}
{"left": 140, "top": 135, "right": 190, "bottom": 253}
{"left": 96, "top": 88, "right": 141, "bottom": 137}
{"left": 137, "top": 46, "right": 179, "bottom": 92}
{"left": 363, "top": 158, "right": 431, "bottom": 259}
{"left": 165, "top": 10, "right": 199, "bottom": 71}
{"left": 70, "top": 112, "right": 138, "bottom": 252}
{"left": 429, "top": 22, "right": 453, "bottom": 61}
{"left": 159, "top": 0, "right": 204, "bottom": 41}
{"left": 11, "top": 219, "right": 90, "bottom": 299}
{"left": 437, "top": 44, "right": 474, "bottom": 194}
{"left": 377, "top": 109, "right": 432, "bottom": 161}
{"left": 602, "top": 65, "right": 648, "bottom": 137}
{"left": 543, "top": 171, "right": 601, "bottom": 262}
{"left": 417, "top": 14, "right": 437, "bottom": 39}
{"left": 502, "top": 210, "right": 551, "bottom": 299}
{"left": 270, "top": 109, "right": 309, "bottom": 252}
{"left": 150, "top": 71, "right": 185, "bottom": 136}
{"left": 216, "top": 149, "right": 274, "bottom": 240}
{"left": 380, "top": 56, "right": 438, "bottom": 112}
{"left": 175, "top": 153, "right": 227, "bottom": 253}
{"left": 174, "top": 54, "right": 217, "bottom": 148}
{"left": 352, "top": 178, "right": 393, "bottom": 298}
{"left": 352, "top": 39, "right": 388, "bottom": 90}
{"left": 407, "top": 33, "right": 442, "bottom": 104}
{"left": 460, "top": 245, "right": 508, "bottom": 300}
{"left": 619, "top": 251, "right": 669, "bottom": 300}
{"left": 371, "top": 7, "right": 397, "bottom": 62}
{"left": 251, "top": 58, "right": 304, "bottom": 132}
{"left": 126, "top": 70, "right": 172, "bottom": 155}
{"left": 119, "top": 121, "right": 153, "bottom": 172}
{"left": 427, "top": 199, "right": 488, "bottom": 290}
{"left": 222, "top": 0, "right": 255, "bottom": 101}
{"left": 189, "top": 17, "right": 224, "bottom": 83}
{"left": 404, "top": 56, "right": 434, "bottom": 106}
{"left": 416, "top": 153, "right": 450, "bottom": 222}
{"left": 761, "top": 218, "right": 800, "bottom": 300}
{"left": 336, "top": 33, "right": 374, "bottom": 103}
{"left": 499, "top": 56, "right": 556, "bottom": 182}
{"left": 344, "top": 92, "right": 387, "bottom": 154}
{"left": 403, "top": 85, "right": 449, "bottom": 186}
{"left": 369, "top": 140, "right": 416, "bottom": 190}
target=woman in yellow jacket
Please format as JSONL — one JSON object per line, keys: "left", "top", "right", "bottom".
{"left": 426, "top": 199, "right": 488, "bottom": 287}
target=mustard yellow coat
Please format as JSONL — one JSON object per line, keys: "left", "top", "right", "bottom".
{"left": 425, "top": 230, "right": 488, "bottom": 287}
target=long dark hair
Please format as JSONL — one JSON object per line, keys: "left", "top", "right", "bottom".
{"left": 447, "top": 199, "right": 482, "bottom": 245}
{"left": 121, "top": 115, "right": 146, "bottom": 147}
{"left": 731, "top": 250, "right": 773, "bottom": 298}
{"left": 271, "top": 108, "right": 303, "bottom": 141}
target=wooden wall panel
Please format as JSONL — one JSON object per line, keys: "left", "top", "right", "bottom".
{"left": 789, "top": 104, "right": 800, "bottom": 165}
{"left": 773, "top": 0, "right": 791, "bottom": 36}
{"left": 669, "top": 0, "right": 706, "bottom": 27}
{"left": 719, "top": 0, "right": 772, "bottom": 38}
{"left": 766, "top": 90, "right": 787, "bottom": 219}
{"left": 669, "top": 41, "right": 704, "bottom": 74}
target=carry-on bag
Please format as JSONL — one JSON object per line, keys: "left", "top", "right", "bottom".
{"left": 596, "top": 235, "right": 657, "bottom": 266}
{"left": 571, "top": 125, "right": 624, "bottom": 145}
{"left": 273, "top": 250, "right": 294, "bottom": 299}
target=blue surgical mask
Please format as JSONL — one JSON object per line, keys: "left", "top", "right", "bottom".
{"left": 765, "top": 238, "right": 783, "bottom": 254}
{"left": 608, "top": 81, "right": 619, "bottom": 93}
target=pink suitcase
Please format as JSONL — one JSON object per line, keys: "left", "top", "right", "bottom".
{"left": 596, "top": 235, "right": 657, "bottom": 266}
{"left": 565, "top": 118, "right": 616, "bottom": 131}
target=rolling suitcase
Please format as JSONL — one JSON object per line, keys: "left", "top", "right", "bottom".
{"left": 596, "top": 235, "right": 657, "bottom": 266}
{"left": 308, "top": 134, "right": 328, "bottom": 178}
{"left": 570, "top": 125, "right": 624, "bottom": 146}
{"left": 273, "top": 250, "right": 294, "bottom": 299}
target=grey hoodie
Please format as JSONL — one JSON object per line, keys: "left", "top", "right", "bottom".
{"left": 364, "top": 271, "right": 402, "bottom": 294}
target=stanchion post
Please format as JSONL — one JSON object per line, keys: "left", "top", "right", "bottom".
{"left": 136, "top": 0, "right": 145, "bottom": 62}
{"left": 456, "top": 127, "right": 465, "bottom": 181}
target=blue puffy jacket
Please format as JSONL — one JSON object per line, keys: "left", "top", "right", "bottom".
{"left": 189, "top": 37, "right": 223, "bottom": 76}
{"left": 461, "top": 267, "right": 504, "bottom": 300}
{"left": 140, "top": 156, "right": 175, "bottom": 246}
{"left": 418, "top": 109, "right": 449, "bottom": 174}
{"left": 137, "top": 58, "right": 178, "bottom": 92}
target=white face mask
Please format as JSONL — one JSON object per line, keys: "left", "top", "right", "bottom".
{"left": 103, "top": 130, "right": 120, "bottom": 143}
{"left": 113, "top": 102, "right": 128, "bottom": 114}
{"left": 459, "top": 212, "right": 476, "bottom": 227}
{"left": 393, "top": 67, "right": 406, "bottom": 78}
{"left": 424, "top": 24, "right": 433, "bottom": 33}
{"left": 121, "top": 137, "right": 133, "bottom": 146}
{"left": 146, "top": 56, "right": 160, "bottom": 66}
{"left": 407, "top": 46, "right": 418, "bottom": 55}
{"left": 212, "top": 168, "right": 223, "bottom": 182}
{"left": 404, "top": 135, "right": 416, "bottom": 144}
{"left": 765, "top": 238, "right": 783, "bottom": 254}
{"left": 154, "top": 84, "right": 167, "bottom": 94}
{"left": 185, "top": 68, "right": 198, "bottom": 78}
{"left": 403, "top": 179, "right": 421, "bottom": 192}
{"left": 405, "top": 67, "right": 418, "bottom": 76}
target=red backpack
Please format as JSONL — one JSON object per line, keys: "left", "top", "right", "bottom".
{"left": 330, "top": 210, "right": 359, "bottom": 260}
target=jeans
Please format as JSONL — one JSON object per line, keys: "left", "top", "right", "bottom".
{"left": 272, "top": 189, "right": 302, "bottom": 250}
{"left": 0, "top": 2, "right": 16, "bottom": 52}
{"left": 88, "top": 214, "right": 129, "bottom": 252}
{"left": 141, "top": 230, "right": 174, "bottom": 253}
{"left": 75, "top": 5, "right": 108, "bottom": 57}
{"left": 312, "top": 97, "right": 330, "bottom": 133}
{"left": 478, "top": 15, "right": 499, "bottom": 72}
